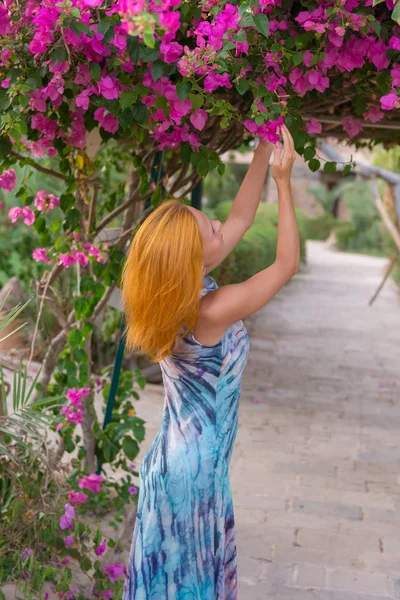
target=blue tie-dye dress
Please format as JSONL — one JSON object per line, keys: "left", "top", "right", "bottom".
{"left": 123, "top": 275, "right": 250, "bottom": 600}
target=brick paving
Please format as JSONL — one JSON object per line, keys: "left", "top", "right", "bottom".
{"left": 233, "top": 241, "right": 400, "bottom": 599}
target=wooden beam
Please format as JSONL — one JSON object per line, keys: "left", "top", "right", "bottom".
{"left": 371, "top": 180, "right": 400, "bottom": 253}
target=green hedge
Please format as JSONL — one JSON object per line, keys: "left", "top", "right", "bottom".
{"left": 303, "top": 214, "right": 339, "bottom": 241}
{"left": 211, "top": 202, "right": 307, "bottom": 285}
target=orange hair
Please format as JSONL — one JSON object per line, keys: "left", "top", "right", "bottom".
{"left": 121, "top": 199, "right": 203, "bottom": 362}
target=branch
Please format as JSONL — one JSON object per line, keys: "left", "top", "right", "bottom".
{"left": 371, "top": 180, "right": 400, "bottom": 252}
{"left": 10, "top": 151, "right": 66, "bottom": 181}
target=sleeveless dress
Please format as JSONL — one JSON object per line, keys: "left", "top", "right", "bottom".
{"left": 123, "top": 275, "right": 250, "bottom": 600}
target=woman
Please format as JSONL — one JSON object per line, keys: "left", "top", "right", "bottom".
{"left": 121, "top": 126, "right": 299, "bottom": 600}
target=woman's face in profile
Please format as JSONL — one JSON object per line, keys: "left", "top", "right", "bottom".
{"left": 187, "top": 206, "right": 224, "bottom": 271}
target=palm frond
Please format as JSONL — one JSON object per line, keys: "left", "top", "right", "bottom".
{"left": 0, "top": 296, "right": 32, "bottom": 340}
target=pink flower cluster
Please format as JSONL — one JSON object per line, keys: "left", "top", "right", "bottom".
{"left": 59, "top": 243, "right": 104, "bottom": 268}
{"left": 8, "top": 206, "right": 35, "bottom": 226}
{"left": 244, "top": 116, "right": 284, "bottom": 145}
{"left": 60, "top": 387, "right": 91, "bottom": 426}
{"left": 0, "top": 168, "right": 16, "bottom": 192}
{"left": 59, "top": 503, "right": 76, "bottom": 531}
{"left": 78, "top": 473, "right": 104, "bottom": 494}
{"left": 34, "top": 189, "right": 60, "bottom": 212}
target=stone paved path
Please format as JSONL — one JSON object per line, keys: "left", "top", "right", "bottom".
{"left": 122, "top": 240, "right": 400, "bottom": 600}
{"left": 232, "top": 241, "right": 400, "bottom": 599}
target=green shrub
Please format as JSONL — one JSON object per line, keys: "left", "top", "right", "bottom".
{"left": 211, "top": 202, "right": 307, "bottom": 285}
{"left": 303, "top": 214, "right": 339, "bottom": 241}
{"left": 335, "top": 222, "right": 358, "bottom": 249}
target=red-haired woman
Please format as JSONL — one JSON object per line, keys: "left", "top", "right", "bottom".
{"left": 122, "top": 126, "right": 299, "bottom": 600}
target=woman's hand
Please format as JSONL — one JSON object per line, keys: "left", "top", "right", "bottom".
{"left": 272, "top": 125, "right": 296, "bottom": 185}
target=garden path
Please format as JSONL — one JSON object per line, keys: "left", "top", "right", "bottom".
{"left": 133, "top": 240, "right": 400, "bottom": 599}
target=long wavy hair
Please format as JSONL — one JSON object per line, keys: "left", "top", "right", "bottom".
{"left": 121, "top": 199, "right": 203, "bottom": 362}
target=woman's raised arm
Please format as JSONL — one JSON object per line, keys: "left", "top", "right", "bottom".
{"left": 205, "top": 139, "right": 273, "bottom": 273}
{"left": 197, "top": 126, "right": 300, "bottom": 344}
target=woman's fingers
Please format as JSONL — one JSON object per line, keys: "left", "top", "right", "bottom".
{"left": 273, "top": 142, "right": 282, "bottom": 165}
{"left": 284, "top": 125, "right": 295, "bottom": 154}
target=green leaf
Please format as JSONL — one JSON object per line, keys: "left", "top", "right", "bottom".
{"left": 235, "top": 79, "right": 250, "bottom": 95}
{"left": 132, "top": 103, "right": 148, "bottom": 124}
{"left": 34, "top": 217, "right": 46, "bottom": 234}
{"left": 68, "top": 329, "right": 82, "bottom": 349}
{"left": 370, "top": 20, "right": 381, "bottom": 35}
{"left": 308, "top": 159, "right": 321, "bottom": 173}
{"left": 89, "top": 63, "right": 101, "bottom": 83}
{"left": 176, "top": 80, "right": 192, "bottom": 101}
{"left": 303, "top": 146, "right": 316, "bottom": 161}
{"left": 197, "top": 159, "right": 209, "bottom": 177}
{"left": 65, "top": 208, "right": 81, "bottom": 229}
{"left": 189, "top": 94, "right": 204, "bottom": 109}
{"left": 253, "top": 13, "right": 270, "bottom": 37}
{"left": 373, "top": 0, "right": 386, "bottom": 5}
{"left": 292, "top": 52, "right": 304, "bottom": 66}
{"left": 151, "top": 61, "right": 164, "bottom": 82}
{"left": 323, "top": 162, "right": 336, "bottom": 173}
{"left": 0, "top": 136, "right": 11, "bottom": 159}
{"left": 120, "top": 89, "right": 137, "bottom": 110}
{"left": 79, "top": 556, "right": 92, "bottom": 573}
{"left": 51, "top": 220, "right": 61, "bottom": 234}
{"left": 51, "top": 46, "right": 67, "bottom": 65}
{"left": 392, "top": 0, "right": 400, "bottom": 24}
{"left": 143, "top": 28, "right": 155, "bottom": 48}
{"left": 132, "top": 418, "right": 145, "bottom": 442}
{"left": 180, "top": 143, "right": 191, "bottom": 163}
{"left": 60, "top": 193, "right": 75, "bottom": 212}
{"left": 123, "top": 436, "right": 139, "bottom": 460}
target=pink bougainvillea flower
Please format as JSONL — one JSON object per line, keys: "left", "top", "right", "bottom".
{"left": 0, "top": 168, "right": 16, "bottom": 191}
{"left": 129, "top": 462, "right": 137, "bottom": 470}
{"left": 0, "top": 202, "right": 3, "bottom": 211}
{"left": 159, "top": 11, "right": 180, "bottom": 36}
{"left": 99, "top": 590, "right": 113, "bottom": 599}
{"left": 95, "top": 540, "right": 107, "bottom": 556}
{"left": 65, "top": 588, "right": 79, "bottom": 600}
{"left": 29, "top": 89, "right": 47, "bottom": 112}
{"left": 160, "top": 40, "right": 183, "bottom": 63}
{"left": 32, "top": 248, "right": 49, "bottom": 263}
{"left": 66, "top": 387, "right": 91, "bottom": 403}
{"left": 8, "top": 206, "right": 35, "bottom": 226}
{"left": 128, "top": 485, "right": 138, "bottom": 495}
{"left": 342, "top": 117, "right": 362, "bottom": 138}
{"left": 380, "top": 93, "right": 399, "bottom": 111}
{"left": 203, "top": 72, "right": 232, "bottom": 93}
{"left": 64, "top": 536, "right": 74, "bottom": 547}
{"left": 83, "top": 0, "right": 103, "bottom": 5}
{"left": 1, "top": 77, "right": 10, "bottom": 88}
{"left": 34, "top": 190, "right": 60, "bottom": 212}
{"left": 98, "top": 76, "right": 119, "bottom": 100}
{"left": 103, "top": 563, "right": 126, "bottom": 584}
{"left": 389, "top": 36, "right": 400, "bottom": 51}
{"left": 59, "top": 504, "right": 76, "bottom": 531}
{"left": 190, "top": 109, "right": 208, "bottom": 131}
{"left": 68, "top": 490, "right": 89, "bottom": 506}
{"left": 363, "top": 106, "right": 384, "bottom": 123}
{"left": 78, "top": 473, "right": 104, "bottom": 494}
{"left": 94, "top": 107, "right": 119, "bottom": 133}
{"left": 59, "top": 253, "right": 77, "bottom": 268}
{"left": 243, "top": 119, "right": 258, "bottom": 134}
{"left": 306, "top": 118, "right": 322, "bottom": 135}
